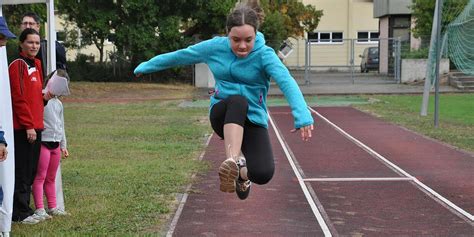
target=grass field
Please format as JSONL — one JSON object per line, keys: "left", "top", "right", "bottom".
{"left": 11, "top": 83, "right": 211, "bottom": 236}
{"left": 10, "top": 82, "right": 472, "bottom": 235}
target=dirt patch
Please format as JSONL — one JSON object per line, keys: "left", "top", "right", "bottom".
{"left": 63, "top": 82, "right": 208, "bottom": 103}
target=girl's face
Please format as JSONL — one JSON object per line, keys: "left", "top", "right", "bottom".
{"left": 228, "top": 24, "right": 256, "bottom": 58}
{"left": 20, "top": 34, "right": 40, "bottom": 58}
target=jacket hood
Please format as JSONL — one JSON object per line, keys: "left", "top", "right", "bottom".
{"left": 253, "top": 31, "right": 266, "bottom": 52}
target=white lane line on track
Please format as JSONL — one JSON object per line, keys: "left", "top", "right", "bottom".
{"left": 268, "top": 113, "right": 333, "bottom": 237}
{"left": 166, "top": 134, "right": 214, "bottom": 237}
{"left": 309, "top": 107, "right": 474, "bottom": 222}
{"left": 303, "top": 177, "right": 414, "bottom": 182}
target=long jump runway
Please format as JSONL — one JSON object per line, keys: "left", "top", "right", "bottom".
{"left": 168, "top": 106, "right": 474, "bottom": 236}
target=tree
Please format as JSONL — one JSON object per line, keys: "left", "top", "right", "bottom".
{"left": 2, "top": 3, "right": 47, "bottom": 62}
{"left": 112, "top": 0, "right": 239, "bottom": 67}
{"left": 411, "top": 0, "right": 468, "bottom": 42}
{"left": 54, "top": 0, "right": 322, "bottom": 72}
{"left": 58, "top": 0, "right": 117, "bottom": 63}
{"left": 259, "top": 0, "right": 323, "bottom": 49}
{"left": 2, "top": 3, "right": 47, "bottom": 36}
{"left": 182, "top": 0, "right": 237, "bottom": 39}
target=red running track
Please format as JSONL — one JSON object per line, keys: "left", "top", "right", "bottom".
{"left": 169, "top": 106, "right": 474, "bottom": 236}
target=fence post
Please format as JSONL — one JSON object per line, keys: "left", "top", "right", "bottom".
{"left": 351, "top": 39, "right": 355, "bottom": 84}
{"left": 304, "top": 40, "right": 310, "bottom": 85}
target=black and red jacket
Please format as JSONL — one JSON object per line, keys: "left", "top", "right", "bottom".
{"left": 9, "top": 52, "right": 44, "bottom": 130}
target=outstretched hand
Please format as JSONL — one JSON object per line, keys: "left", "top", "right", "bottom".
{"left": 291, "top": 124, "right": 314, "bottom": 141}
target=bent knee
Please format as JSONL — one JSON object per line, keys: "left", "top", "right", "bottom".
{"left": 249, "top": 167, "right": 274, "bottom": 185}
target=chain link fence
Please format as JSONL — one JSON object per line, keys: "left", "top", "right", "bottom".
{"left": 268, "top": 38, "right": 408, "bottom": 84}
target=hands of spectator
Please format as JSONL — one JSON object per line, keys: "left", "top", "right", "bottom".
{"left": 61, "top": 148, "right": 69, "bottom": 158}
{"left": 26, "top": 129, "right": 37, "bottom": 143}
{"left": 0, "top": 143, "right": 7, "bottom": 161}
{"left": 43, "top": 91, "right": 54, "bottom": 101}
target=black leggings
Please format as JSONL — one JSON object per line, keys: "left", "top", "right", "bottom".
{"left": 210, "top": 95, "right": 274, "bottom": 185}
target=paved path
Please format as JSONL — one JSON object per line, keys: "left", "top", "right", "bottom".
{"left": 268, "top": 72, "right": 460, "bottom": 95}
{"left": 168, "top": 106, "right": 474, "bottom": 236}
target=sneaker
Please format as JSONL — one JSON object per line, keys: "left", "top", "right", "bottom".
{"left": 218, "top": 157, "right": 239, "bottom": 193}
{"left": 236, "top": 179, "right": 251, "bottom": 200}
{"left": 47, "top": 207, "right": 69, "bottom": 216}
{"left": 235, "top": 156, "right": 251, "bottom": 200}
{"left": 19, "top": 215, "right": 40, "bottom": 225}
{"left": 34, "top": 208, "right": 52, "bottom": 220}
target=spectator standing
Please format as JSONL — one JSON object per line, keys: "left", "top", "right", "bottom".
{"left": 20, "top": 12, "right": 67, "bottom": 79}
{"left": 32, "top": 69, "right": 70, "bottom": 219}
{"left": 9, "top": 28, "right": 53, "bottom": 224}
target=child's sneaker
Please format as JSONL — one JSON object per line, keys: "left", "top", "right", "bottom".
{"left": 47, "top": 207, "right": 69, "bottom": 216}
{"left": 218, "top": 157, "right": 239, "bottom": 193}
{"left": 19, "top": 215, "right": 40, "bottom": 225}
{"left": 34, "top": 208, "right": 52, "bottom": 220}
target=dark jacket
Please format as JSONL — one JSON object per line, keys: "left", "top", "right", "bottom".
{"left": 38, "top": 40, "right": 67, "bottom": 80}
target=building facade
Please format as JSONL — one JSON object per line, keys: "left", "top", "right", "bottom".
{"left": 374, "top": 0, "right": 417, "bottom": 74}
{"left": 52, "top": 14, "right": 116, "bottom": 63}
{"left": 284, "top": 0, "right": 379, "bottom": 71}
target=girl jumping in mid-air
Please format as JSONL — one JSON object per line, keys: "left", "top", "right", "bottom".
{"left": 134, "top": 3, "right": 314, "bottom": 200}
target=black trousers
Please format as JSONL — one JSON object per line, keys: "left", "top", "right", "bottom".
{"left": 210, "top": 95, "right": 274, "bottom": 185}
{"left": 12, "top": 130, "right": 41, "bottom": 221}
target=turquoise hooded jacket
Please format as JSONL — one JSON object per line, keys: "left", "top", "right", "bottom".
{"left": 134, "top": 32, "right": 313, "bottom": 129}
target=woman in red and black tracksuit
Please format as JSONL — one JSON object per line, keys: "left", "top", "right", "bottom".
{"left": 9, "top": 28, "right": 53, "bottom": 224}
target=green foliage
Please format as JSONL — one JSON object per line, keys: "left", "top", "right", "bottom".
{"left": 58, "top": 0, "right": 118, "bottom": 63}
{"left": 402, "top": 47, "right": 429, "bottom": 59}
{"left": 182, "top": 0, "right": 238, "bottom": 38}
{"left": 5, "top": 0, "right": 322, "bottom": 77}
{"left": 260, "top": 11, "right": 288, "bottom": 50}
{"left": 260, "top": 0, "right": 323, "bottom": 50}
{"left": 411, "top": 0, "right": 468, "bottom": 40}
{"left": 2, "top": 3, "right": 46, "bottom": 36}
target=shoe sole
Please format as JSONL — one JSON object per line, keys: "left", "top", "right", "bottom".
{"left": 218, "top": 158, "right": 239, "bottom": 193}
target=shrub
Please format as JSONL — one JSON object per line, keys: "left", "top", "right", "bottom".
{"left": 402, "top": 47, "right": 429, "bottom": 59}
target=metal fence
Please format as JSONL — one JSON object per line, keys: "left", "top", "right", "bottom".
{"left": 272, "top": 38, "right": 407, "bottom": 84}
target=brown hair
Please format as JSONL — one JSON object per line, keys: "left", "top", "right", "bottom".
{"left": 246, "top": 0, "right": 265, "bottom": 24}
{"left": 226, "top": 4, "right": 259, "bottom": 33}
{"left": 19, "top": 28, "right": 40, "bottom": 43}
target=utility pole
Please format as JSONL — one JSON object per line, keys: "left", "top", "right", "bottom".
{"left": 434, "top": 0, "right": 444, "bottom": 128}
{"left": 421, "top": 0, "right": 443, "bottom": 117}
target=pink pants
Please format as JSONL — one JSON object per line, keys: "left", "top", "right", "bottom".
{"left": 32, "top": 144, "right": 61, "bottom": 209}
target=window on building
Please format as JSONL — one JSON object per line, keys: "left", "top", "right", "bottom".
{"left": 332, "top": 32, "right": 343, "bottom": 43}
{"left": 392, "top": 17, "right": 411, "bottom": 28}
{"left": 357, "top": 31, "right": 379, "bottom": 43}
{"left": 308, "top": 32, "right": 344, "bottom": 44}
{"left": 390, "top": 16, "right": 411, "bottom": 42}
